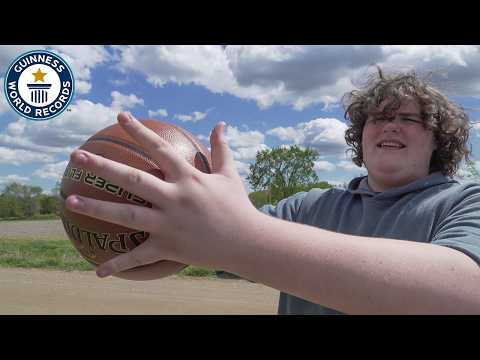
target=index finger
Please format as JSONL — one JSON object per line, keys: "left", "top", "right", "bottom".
{"left": 118, "top": 112, "right": 194, "bottom": 181}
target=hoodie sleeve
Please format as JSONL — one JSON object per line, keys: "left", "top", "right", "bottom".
{"left": 431, "top": 183, "right": 480, "bottom": 267}
{"left": 259, "top": 191, "right": 309, "bottom": 222}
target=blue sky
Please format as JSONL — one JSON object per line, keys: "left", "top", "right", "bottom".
{"left": 1, "top": 45, "right": 480, "bottom": 193}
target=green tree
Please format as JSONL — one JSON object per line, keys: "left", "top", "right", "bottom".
{"left": 248, "top": 190, "right": 270, "bottom": 209}
{"left": 457, "top": 160, "right": 480, "bottom": 182}
{"left": 0, "top": 194, "right": 23, "bottom": 218}
{"left": 247, "top": 146, "right": 320, "bottom": 204}
{"left": 38, "top": 194, "right": 59, "bottom": 214}
{"left": 465, "top": 160, "right": 480, "bottom": 179}
{"left": 1, "top": 182, "right": 43, "bottom": 218}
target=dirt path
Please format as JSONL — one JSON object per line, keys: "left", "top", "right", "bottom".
{"left": 0, "top": 268, "right": 279, "bottom": 315}
{"left": 0, "top": 219, "right": 66, "bottom": 238}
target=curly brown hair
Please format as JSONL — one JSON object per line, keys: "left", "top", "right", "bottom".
{"left": 342, "top": 66, "right": 471, "bottom": 176}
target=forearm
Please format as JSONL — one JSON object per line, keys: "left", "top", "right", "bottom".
{"left": 223, "top": 211, "right": 480, "bottom": 314}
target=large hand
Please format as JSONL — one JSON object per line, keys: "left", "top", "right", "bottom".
{"left": 65, "top": 112, "right": 259, "bottom": 278}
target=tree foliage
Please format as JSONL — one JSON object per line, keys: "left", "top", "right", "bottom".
{"left": 247, "top": 146, "right": 331, "bottom": 207}
{"left": 0, "top": 182, "right": 60, "bottom": 219}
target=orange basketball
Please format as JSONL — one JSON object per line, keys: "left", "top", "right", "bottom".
{"left": 59, "top": 119, "right": 211, "bottom": 277}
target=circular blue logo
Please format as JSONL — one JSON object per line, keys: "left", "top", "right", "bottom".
{"left": 4, "top": 49, "right": 75, "bottom": 121}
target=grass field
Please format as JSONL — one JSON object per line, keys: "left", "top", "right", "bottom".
{"left": 0, "top": 236, "right": 216, "bottom": 277}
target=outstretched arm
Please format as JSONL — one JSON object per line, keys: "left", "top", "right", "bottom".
{"left": 65, "top": 112, "right": 480, "bottom": 314}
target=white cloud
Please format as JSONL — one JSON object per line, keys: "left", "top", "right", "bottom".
{"left": 337, "top": 160, "right": 362, "bottom": 172}
{"left": 0, "top": 174, "right": 30, "bottom": 185}
{"left": 232, "top": 144, "right": 269, "bottom": 162}
{"left": 234, "top": 160, "right": 251, "bottom": 177}
{"left": 113, "top": 45, "right": 374, "bottom": 110}
{"left": 223, "top": 125, "right": 269, "bottom": 162}
{"left": 0, "top": 45, "right": 40, "bottom": 70}
{"left": 380, "top": 45, "right": 476, "bottom": 69}
{"left": 174, "top": 111, "right": 208, "bottom": 123}
{"left": 148, "top": 108, "right": 168, "bottom": 118}
{"left": 192, "top": 111, "right": 207, "bottom": 121}
{"left": 196, "top": 134, "right": 209, "bottom": 143}
{"left": 314, "top": 160, "right": 336, "bottom": 172}
{"left": 50, "top": 46, "right": 111, "bottom": 95}
{"left": 267, "top": 126, "right": 303, "bottom": 143}
{"left": 33, "top": 161, "right": 69, "bottom": 180}
{"left": 225, "top": 125, "right": 265, "bottom": 148}
{"left": 113, "top": 45, "right": 235, "bottom": 92}
{"left": 75, "top": 81, "right": 92, "bottom": 94}
{"left": 267, "top": 117, "right": 348, "bottom": 155}
{"left": 111, "top": 45, "right": 480, "bottom": 111}
{"left": 110, "top": 91, "right": 144, "bottom": 111}
{"left": 176, "top": 114, "right": 191, "bottom": 121}
{"left": 0, "top": 78, "right": 10, "bottom": 115}
{"left": 0, "top": 146, "right": 55, "bottom": 165}
{"left": 194, "top": 135, "right": 213, "bottom": 153}
{"left": 0, "top": 100, "right": 118, "bottom": 156}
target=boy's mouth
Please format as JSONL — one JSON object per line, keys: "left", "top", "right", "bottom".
{"left": 376, "top": 140, "right": 406, "bottom": 149}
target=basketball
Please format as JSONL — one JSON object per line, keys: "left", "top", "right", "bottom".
{"left": 59, "top": 119, "right": 212, "bottom": 277}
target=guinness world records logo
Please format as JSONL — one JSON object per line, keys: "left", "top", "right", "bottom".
{"left": 4, "top": 49, "right": 75, "bottom": 121}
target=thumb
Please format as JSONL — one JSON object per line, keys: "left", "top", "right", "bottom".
{"left": 96, "top": 241, "right": 163, "bottom": 278}
{"left": 210, "top": 122, "right": 237, "bottom": 178}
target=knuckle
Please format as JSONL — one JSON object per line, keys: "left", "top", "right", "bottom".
{"left": 190, "top": 171, "right": 204, "bottom": 185}
{"left": 127, "top": 169, "right": 142, "bottom": 186}
{"left": 124, "top": 206, "right": 137, "bottom": 224}
{"left": 154, "top": 140, "right": 170, "bottom": 154}
{"left": 93, "top": 155, "right": 106, "bottom": 172}
{"left": 175, "top": 187, "right": 194, "bottom": 208}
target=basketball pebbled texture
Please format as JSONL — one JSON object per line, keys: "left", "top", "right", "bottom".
{"left": 59, "top": 120, "right": 212, "bottom": 276}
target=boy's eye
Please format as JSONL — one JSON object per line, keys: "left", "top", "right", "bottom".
{"left": 402, "top": 118, "right": 422, "bottom": 125}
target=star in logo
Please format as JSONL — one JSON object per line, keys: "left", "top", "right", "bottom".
{"left": 32, "top": 68, "right": 47, "bottom": 82}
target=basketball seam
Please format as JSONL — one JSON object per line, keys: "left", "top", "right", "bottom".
{"left": 88, "top": 127, "right": 211, "bottom": 173}
{"left": 87, "top": 136, "right": 155, "bottom": 163}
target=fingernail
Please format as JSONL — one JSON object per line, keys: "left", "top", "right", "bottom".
{"left": 118, "top": 112, "right": 132, "bottom": 125}
{"left": 97, "top": 267, "right": 109, "bottom": 278}
{"left": 218, "top": 122, "right": 226, "bottom": 141}
{"left": 67, "top": 195, "right": 85, "bottom": 210}
{"left": 72, "top": 151, "right": 87, "bottom": 164}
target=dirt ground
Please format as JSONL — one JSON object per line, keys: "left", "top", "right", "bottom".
{"left": 0, "top": 220, "right": 279, "bottom": 315}
{"left": 0, "top": 219, "right": 67, "bottom": 238}
{"left": 0, "top": 268, "right": 279, "bottom": 315}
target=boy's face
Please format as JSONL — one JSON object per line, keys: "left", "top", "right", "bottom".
{"left": 362, "top": 99, "right": 437, "bottom": 190}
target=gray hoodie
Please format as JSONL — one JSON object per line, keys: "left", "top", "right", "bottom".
{"left": 260, "top": 172, "right": 480, "bottom": 315}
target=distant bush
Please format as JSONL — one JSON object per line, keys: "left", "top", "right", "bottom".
{"left": 249, "top": 181, "right": 334, "bottom": 208}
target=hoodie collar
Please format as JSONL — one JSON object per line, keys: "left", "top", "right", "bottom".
{"left": 347, "top": 172, "right": 456, "bottom": 199}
